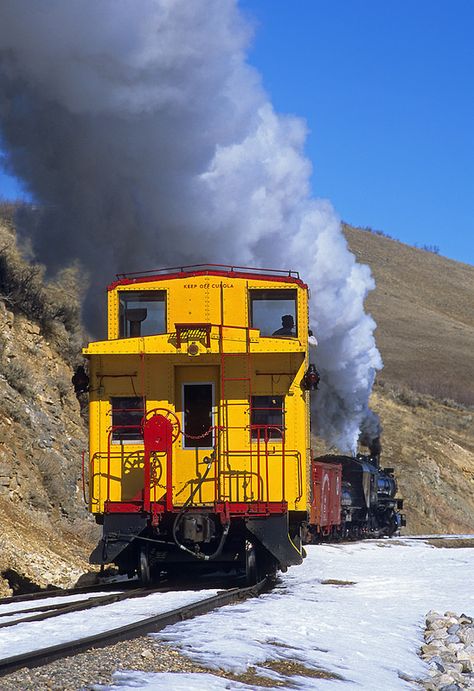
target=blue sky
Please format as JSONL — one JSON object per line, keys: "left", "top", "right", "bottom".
{"left": 240, "top": 0, "right": 473, "bottom": 265}
{"left": 1, "top": 1, "right": 473, "bottom": 265}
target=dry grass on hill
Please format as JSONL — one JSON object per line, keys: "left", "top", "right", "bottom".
{"left": 371, "top": 383, "right": 474, "bottom": 534}
{"left": 344, "top": 224, "right": 474, "bottom": 407}
{"left": 341, "top": 225, "right": 474, "bottom": 534}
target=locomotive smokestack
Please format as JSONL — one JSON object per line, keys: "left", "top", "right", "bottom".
{"left": 0, "top": 0, "right": 382, "bottom": 452}
{"left": 369, "top": 436, "right": 382, "bottom": 466}
{"left": 358, "top": 410, "right": 382, "bottom": 465}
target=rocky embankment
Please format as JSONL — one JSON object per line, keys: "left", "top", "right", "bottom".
{"left": 0, "top": 212, "right": 97, "bottom": 595}
{"left": 0, "top": 298, "right": 97, "bottom": 594}
{"left": 420, "top": 611, "right": 474, "bottom": 689}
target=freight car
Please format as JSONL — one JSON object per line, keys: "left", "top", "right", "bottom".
{"left": 306, "top": 451, "right": 406, "bottom": 543}
{"left": 83, "top": 264, "right": 317, "bottom": 584}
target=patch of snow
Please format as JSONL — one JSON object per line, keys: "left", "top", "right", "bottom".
{"left": 0, "top": 589, "right": 218, "bottom": 659}
{"left": 94, "top": 670, "right": 259, "bottom": 691}
{"left": 103, "top": 540, "right": 474, "bottom": 690}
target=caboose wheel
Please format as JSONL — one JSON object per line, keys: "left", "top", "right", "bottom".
{"left": 258, "top": 547, "right": 278, "bottom": 579}
{"left": 139, "top": 546, "right": 151, "bottom": 585}
{"left": 245, "top": 540, "right": 258, "bottom": 585}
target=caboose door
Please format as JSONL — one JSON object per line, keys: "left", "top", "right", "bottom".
{"left": 174, "top": 366, "right": 220, "bottom": 507}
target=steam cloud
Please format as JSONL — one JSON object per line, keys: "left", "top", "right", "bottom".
{"left": 0, "top": 0, "right": 382, "bottom": 451}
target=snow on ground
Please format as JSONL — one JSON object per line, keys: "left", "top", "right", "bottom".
{"left": 99, "top": 539, "right": 474, "bottom": 690}
{"left": 97, "top": 671, "right": 258, "bottom": 691}
{"left": 0, "top": 589, "right": 218, "bottom": 659}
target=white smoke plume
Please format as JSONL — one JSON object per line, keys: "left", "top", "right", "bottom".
{"left": 0, "top": 0, "right": 382, "bottom": 451}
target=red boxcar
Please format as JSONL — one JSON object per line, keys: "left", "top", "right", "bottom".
{"left": 310, "top": 461, "right": 341, "bottom": 534}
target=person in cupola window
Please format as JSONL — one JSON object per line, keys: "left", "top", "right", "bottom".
{"left": 273, "top": 314, "right": 295, "bottom": 336}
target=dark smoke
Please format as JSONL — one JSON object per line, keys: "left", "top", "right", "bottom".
{"left": 0, "top": 0, "right": 382, "bottom": 451}
{"left": 359, "top": 410, "right": 383, "bottom": 459}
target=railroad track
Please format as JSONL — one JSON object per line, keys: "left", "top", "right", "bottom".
{"left": 0, "top": 577, "right": 271, "bottom": 677}
{"left": 0, "top": 586, "right": 159, "bottom": 631}
{"left": 0, "top": 578, "right": 138, "bottom": 607}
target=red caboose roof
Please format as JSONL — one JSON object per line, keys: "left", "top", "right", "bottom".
{"left": 108, "top": 264, "right": 307, "bottom": 291}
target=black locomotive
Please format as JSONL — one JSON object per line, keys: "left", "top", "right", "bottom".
{"left": 306, "top": 444, "right": 406, "bottom": 543}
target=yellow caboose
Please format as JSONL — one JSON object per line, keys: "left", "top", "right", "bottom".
{"left": 84, "top": 265, "right": 317, "bottom": 582}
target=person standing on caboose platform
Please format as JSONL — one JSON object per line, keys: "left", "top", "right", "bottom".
{"left": 72, "top": 365, "right": 89, "bottom": 422}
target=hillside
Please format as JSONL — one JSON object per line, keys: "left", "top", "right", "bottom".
{"left": 343, "top": 224, "right": 474, "bottom": 533}
{"left": 344, "top": 224, "right": 474, "bottom": 406}
{"left": 0, "top": 211, "right": 472, "bottom": 597}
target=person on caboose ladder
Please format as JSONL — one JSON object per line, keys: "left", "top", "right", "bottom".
{"left": 273, "top": 314, "right": 295, "bottom": 336}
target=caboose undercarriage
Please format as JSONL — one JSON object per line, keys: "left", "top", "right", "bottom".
{"left": 91, "top": 506, "right": 305, "bottom": 584}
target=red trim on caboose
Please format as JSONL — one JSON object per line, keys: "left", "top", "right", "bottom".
{"left": 104, "top": 501, "right": 144, "bottom": 513}
{"left": 215, "top": 501, "right": 288, "bottom": 516}
{"left": 103, "top": 500, "right": 288, "bottom": 517}
{"left": 107, "top": 264, "right": 307, "bottom": 291}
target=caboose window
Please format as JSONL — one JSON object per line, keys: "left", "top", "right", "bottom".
{"left": 251, "top": 396, "right": 284, "bottom": 440}
{"left": 111, "top": 397, "right": 144, "bottom": 443}
{"left": 183, "top": 384, "right": 214, "bottom": 449}
{"left": 119, "top": 291, "right": 166, "bottom": 338}
{"left": 249, "top": 290, "right": 297, "bottom": 337}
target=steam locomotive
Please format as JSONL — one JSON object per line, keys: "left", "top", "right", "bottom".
{"left": 81, "top": 264, "right": 404, "bottom": 584}
{"left": 307, "top": 447, "right": 405, "bottom": 543}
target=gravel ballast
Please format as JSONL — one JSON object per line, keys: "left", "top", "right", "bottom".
{"left": 0, "top": 636, "right": 207, "bottom": 690}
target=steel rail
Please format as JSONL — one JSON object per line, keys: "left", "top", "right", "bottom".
{"left": 0, "top": 587, "right": 164, "bottom": 630}
{"left": 0, "top": 579, "right": 140, "bottom": 607}
{"left": 0, "top": 577, "right": 271, "bottom": 677}
{"left": 0, "top": 599, "right": 95, "bottom": 619}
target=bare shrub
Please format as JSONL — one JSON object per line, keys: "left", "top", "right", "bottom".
{"left": 377, "top": 381, "right": 429, "bottom": 409}
{"left": 35, "top": 451, "right": 67, "bottom": 509}
{"left": 409, "top": 375, "right": 474, "bottom": 409}
{"left": 457, "top": 415, "right": 473, "bottom": 430}
{"left": 414, "top": 243, "right": 440, "bottom": 255}
{"left": 343, "top": 222, "right": 398, "bottom": 242}
{"left": 2, "top": 360, "right": 34, "bottom": 397}
{"left": 0, "top": 208, "right": 86, "bottom": 364}
{"left": 0, "top": 202, "right": 22, "bottom": 227}
{"left": 0, "top": 391, "right": 30, "bottom": 425}
{"left": 377, "top": 378, "right": 474, "bottom": 416}
{"left": 55, "top": 377, "right": 70, "bottom": 404}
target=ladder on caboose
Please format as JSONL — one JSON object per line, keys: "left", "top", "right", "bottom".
{"left": 218, "top": 284, "right": 254, "bottom": 504}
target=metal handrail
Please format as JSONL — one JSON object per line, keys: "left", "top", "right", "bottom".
{"left": 90, "top": 417, "right": 301, "bottom": 509}
{"left": 116, "top": 264, "right": 300, "bottom": 279}
{"left": 81, "top": 450, "right": 88, "bottom": 505}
